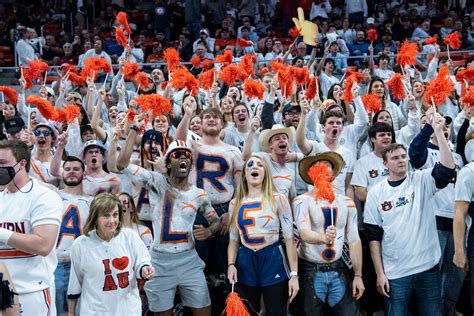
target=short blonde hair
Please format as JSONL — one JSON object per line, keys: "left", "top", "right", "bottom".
{"left": 83, "top": 193, "right": 124, "bottom": 237}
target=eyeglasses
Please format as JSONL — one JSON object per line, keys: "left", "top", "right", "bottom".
{"left": 34, "top": 129, "right": 52, "bottom": 137}
{"left": 169, "top": 149, "right": 192, "bottom": 159}
{"left": 285, "top": 111, "right": 301, "bottom": 117}
{"left": 121, "top": 200, "right": 130, "bottom": 207}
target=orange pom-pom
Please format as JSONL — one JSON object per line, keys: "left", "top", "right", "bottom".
{"left": 68, "top": 73, "right": 87, "bottom": 86}
{"left": 455, "top": 68, "right": 474, "bottom": 83}
{"left": 62, "top": 104, "right": 81, "bottom": 123}
{"left": 239, "top": 54, "right": 256, "bottom": 78}
{"left": 308, "top": 162, "right": 335, "bottom": 203}
{"left": 277, "top": 71, "right": 294, "bottom": 98}
{"left": 258, "top": 67, "right": 269, "bottom": 77}
{"left": 198, "top": 69, "right": 216, "bottom": 91}
{"left": 424, "top": 65, "right": 454, "bottom": 106}
{"left": 125, "top": 109, "right": 138, "bottom": 122}
{"left": 243, "top": 79, "right": 266, "bottom": 100}
{"left": 219, "top": 64, "right": 243, "bottom": 86}
{"left": 305, "top": 77, "right": 318, "bottom": 100}
{"left": 367, "top": 29, "right": 378, "bottom": 42}
{"left": 294, "top": 66, "right": 310, "bottom": 86}
{"left": 461, "top": 86, "right": 474, "bottom": 108}
{"left": 0, "top": 86, "right": 18, "bottom": 105}
{"left": 224, "top": 291, "right": 250, "bottom": 316}
{"left": 444, "top": 31, "right": 462, "bottom": 50}
{"left": 288, "top": 27, "right": 301, "bottom": 38}
{"left": 237, "top": 37, "right": 253, "bottom": 48}
{"left": 361, "top": 93, "right": 382, "bottom": 113}
{"left": 26, "top": 95, "right": 57, "bottom": 121}
{"left": 269, "top": 59, "right": 286, "bottom": 74}
{"left": 134, "top": 71, "right": 151, "bottom": 88}
{"left": 81, "top": 57, "right": 111, "bottom": 78}
{"left": 425, "top": 35, "right": 438, "bottom": 45}
{"left": 386, "top": 73, "right": 406, "bottom": 100}
{"left": 115, "top": 27, "right": 128, "bottom": 48}
{"left": 116, "top": 12, "right": 132, "bottom": 34}
{"left": 202, "top": 59, "right": 214, "bottom": 70}
{"left": 62, "top": 64, "right": 78, "bottom": 74}
{"left": 190, "top": 55, "right": 201, "bottom": 69}
{"left": 163, "top": 48, "right": 180, "bottom": 72}
{"left": 396, "top": 41, "right": 418, "bottom": 67}
{"left": 170, "top": 67, "right": 199, "bottom": 95}
{"left": 215, "top": 50, "right": 233, "bottom": 66}
{"left": 135, "top": 94, "right": 172, "bottom": 117}
{"left": 123, "top": 61, "right": 140, "bottom": 79}
{"left": 343, "top": 73, "right": 364, "bottom": 104}
{"left": 25, "top": 60, "right": 49, "bottom": 81}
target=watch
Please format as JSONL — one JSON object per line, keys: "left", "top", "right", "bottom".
{"left": 289, "top": 271, "right": 298, "bottom": 278}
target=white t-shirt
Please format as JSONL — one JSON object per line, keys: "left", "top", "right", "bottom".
{"left": 123, "top": 165, "right": 220, "bottom": 254}
{"left": 364, "top": 170, "right": 441, "bottom": 279}
{"left": 351, "top": 152, "right": 389, "bottom": 191}
{"left": 293, "top": 193, "right": 359, "bottom": 263}
{"left": 373, "top": 68, "right": 394, "bottom": 82}
{"left": 68, "top": 228, "right": 150, "bottom": 315}
{"left": 189, "top": 142, "right": 244, "bottom": 205}
{"left": 229, "top": 194, "right": 294, "bottom": 251}
{"left": 56, "top": 192, "right": 92, "bottom": 263}
{"left": 0, "top": 179, "right": 62, "bottom": 294}
{"left": 413, "top": 147, "right": 463, "bottom": 219}
{"left": 29, "top": 158, "right": 59, "bottom": 187}
{"left": 319, "top": 72, "right": 340, "bottom": 98}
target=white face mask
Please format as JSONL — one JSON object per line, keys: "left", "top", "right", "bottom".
{"left": 466, "top": 139, "right": 474, "bottom": 163}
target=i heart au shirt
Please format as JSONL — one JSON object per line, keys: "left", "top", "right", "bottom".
{"left": 68, "top": 228, "right": 151, "bottom": 315}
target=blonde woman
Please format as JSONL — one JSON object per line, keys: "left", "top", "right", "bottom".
{"left": 68, "top": 193, "right": 155, "bottom": 315}
{"left": 227, "top": 154, "right": 299, "bottom": 316}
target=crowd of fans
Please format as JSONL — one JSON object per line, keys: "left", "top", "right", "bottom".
{"left": 1, "top": 0, "right": 474, "bottom": 316}
{"left": 1, "top": 0, "right": 474, "bottom": 68}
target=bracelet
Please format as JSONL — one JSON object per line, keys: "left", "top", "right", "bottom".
{"left": 228, "top": 263, "right": 235, "bottom": 267}
{"left": 354, "top": 274, "right": 363, "bottom": 278}
{"left": 130, "top": 125, "right": 139, "bottom": 132}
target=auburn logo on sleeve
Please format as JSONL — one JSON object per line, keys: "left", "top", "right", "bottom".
{"left": 102, "top": 257, "right": 130, "bottom": 291}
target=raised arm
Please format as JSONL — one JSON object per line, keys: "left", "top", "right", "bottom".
{"left": 242, "top": 116, "right": 261, "bottom": 161}
{"left": 296, "top": 102, "right": 313, "bottom": 155}
{"left": 90, "top": 87, "right": 107, "bottom": 142}
{"left": 174, "top": 97, "right": 195, "bottom": 141}
{"left": 116, "top": 114, "right": 146, "bottom": 171}
{"left": 433, "top": 113, "right": 455, "bottom": 169}
{"left": 50, "top": 132, "right": 67, "bottom": 178}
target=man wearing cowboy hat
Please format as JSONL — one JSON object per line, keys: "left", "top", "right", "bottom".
{"left": 243, "top": 122, "right": 298, "bottom": 200}
{"left": 293, "top": 151, "right": 364, "bottom": 314}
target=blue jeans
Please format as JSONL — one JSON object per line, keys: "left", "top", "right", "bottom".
{"left": 386, "top": 266, "right": 441, "bottom": 316}
{"left": 54, "top": 262, "right": 71, "bottom": 314}
{"left": 296, "top": 259, "right": 359, "bottom": 315}
{"left": 438, "top": 229, "right": 465, "bottom": 315}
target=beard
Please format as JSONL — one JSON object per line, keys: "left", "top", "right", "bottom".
{"left": 63, "top": 176, "right": 83, "bottom": 187}
{"left": 202, "top": 127, "right": 220, "bottom": 137}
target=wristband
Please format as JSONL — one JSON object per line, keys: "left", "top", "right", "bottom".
{"left": 289, "top": 271, "right": 298, "bottom": 278}
{"left": 228, "top": 263, "right": 235, "bottom": 267}
{"left": 0, "top": 228, "right": 13, "bottom": 244}
{"left": 139, "top": 264, "right": 150, "bottom": 279}
{"left": 130, "top": 125, "right": 139, "bottom": 132}
{"left": 354, "top": 274, "right": 363, "bottom": 278}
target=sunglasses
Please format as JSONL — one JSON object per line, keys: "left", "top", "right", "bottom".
{"left": 169, "top": 149, "right": 192, "bottom": 159}
{"left": 34, "top": 129, "right": 52, "bottom": 137}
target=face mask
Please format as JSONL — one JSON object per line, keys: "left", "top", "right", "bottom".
{"left": 0, "top": 162, "right": 19, "bottom": 186}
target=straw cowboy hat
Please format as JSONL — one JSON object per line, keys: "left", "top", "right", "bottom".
{"left": 258, "top": 124, "right": 295, "bottom": 153}
{"left": 299, "top": 151, "right": 345, "bottom": 185}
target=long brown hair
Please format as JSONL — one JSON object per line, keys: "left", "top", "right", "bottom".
{"left": 83, "top": 193, "right": 124, "bottom": 237}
